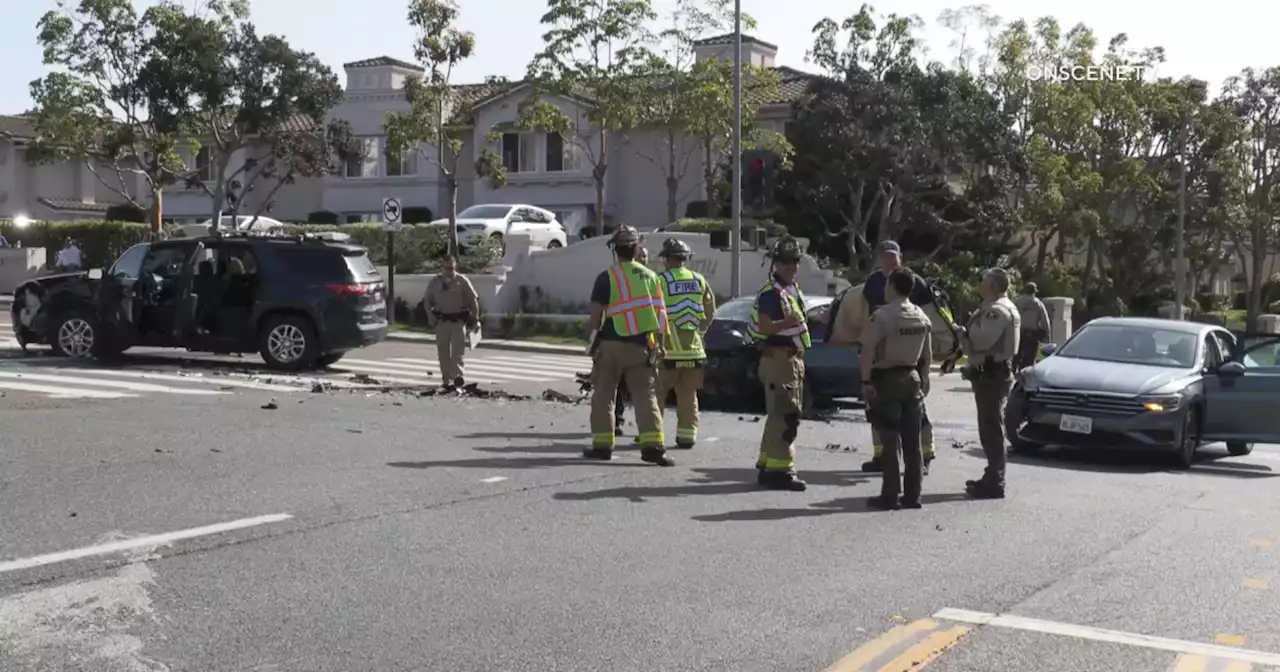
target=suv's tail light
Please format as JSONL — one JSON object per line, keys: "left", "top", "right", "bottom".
{"left": 325, "top": 283, "right": 370, "bottom": 296}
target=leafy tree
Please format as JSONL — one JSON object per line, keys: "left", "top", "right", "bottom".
{"left": 784, "top": 5, "right": 1019, "bottom": 273}
{"left": 1219, "top": 67, "right": 1280, "bottom": 328}
{"left": 384, "top": 0, "right": 508, "bottom": 256}
{"left": 515, "top": 0, "right": 659, "bottom": 237}
{"left": 141, "top": 0, "right": 357, "bottom": 225}
{"left": 26, "top": 0, "right": 208, "bottom": 232}
{"left": 937, "top": 4, "right": 1002, "bottom": 75}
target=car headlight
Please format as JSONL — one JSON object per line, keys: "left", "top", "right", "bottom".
{"left": 1138, "top": 395, "right": 1182, "bottom": 412}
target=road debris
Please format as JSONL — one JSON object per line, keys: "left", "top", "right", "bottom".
{"left": 261, "top": 400, "right": 278, "bottom": 410}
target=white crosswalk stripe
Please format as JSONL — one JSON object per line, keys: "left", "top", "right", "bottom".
{"left": 328, "top": 351, "right": 594, "bottom": 385}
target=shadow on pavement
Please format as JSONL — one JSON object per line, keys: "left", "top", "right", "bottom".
{"left": 692, "top": 492, "right": 975, "bottom": 522}
{"left": 459, "top": 432, "right": 592, "bottom": 440}
{"left": 958, "top": 443, "right": 1278, "bottom": 478}
{"left": 388, "top": 443, "right": 644, "bottom": 470}
{"left": 554, "top": 467, "right": 874, "bottom": 502}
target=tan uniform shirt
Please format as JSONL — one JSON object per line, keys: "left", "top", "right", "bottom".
{"left": 862, "top": 300, "right": 933, "bottom": 370}
{"left": 963, "top": 296, "right": 1020, "bottom": 363}
{"left": 1013, "top": 295, "right": 1050, "bottom": 332}
{"left": 424, "top": 274, "right": 480, "bottom": 319}
{"left": 828, "top": 283, "right": 870, "bottom": 347}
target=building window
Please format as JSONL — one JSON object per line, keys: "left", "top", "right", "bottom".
{"left": 191, "top": 147, "right": 212, "bottom": 182}
{"left": 345, "top": 213, "right": 380, "bottom": 224}
{"left": 501, "top": 132, "right": 536, "bottom": 173}
{"left": 545, "top": 132, "right": 578, "bottom": 172}
{"left": 386, "top": 142, "right": 417, "bottom": 177}
{"left": 346, "top": 137, "right": 381, "bottom": 178}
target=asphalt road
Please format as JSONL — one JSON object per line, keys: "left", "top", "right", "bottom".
{"left": 1, "top": 341, "right": 1279, "bottom": 671}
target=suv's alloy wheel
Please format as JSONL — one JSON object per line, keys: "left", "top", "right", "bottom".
{"left": 54, "top": 314, "right": 96, "bottom": 358}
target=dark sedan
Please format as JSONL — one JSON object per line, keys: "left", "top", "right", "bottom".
{"left": 702, "top": 295, "right": 859, "bottom": 411}
{"left": 1007, "top": 316, "right": 1280, "bottom": 468}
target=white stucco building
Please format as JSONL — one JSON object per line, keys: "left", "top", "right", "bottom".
{"left": 1, "top": 34, "right": 812, "bottom": 233}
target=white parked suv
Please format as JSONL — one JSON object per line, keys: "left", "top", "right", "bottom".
{"left": 428, "top": 204, "right": 568, "bottom": 250}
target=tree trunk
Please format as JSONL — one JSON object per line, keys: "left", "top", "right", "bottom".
{"left": 446, "top": 175, "right": 459, "bottom": 258}
{"left": 703, "top": 138, "right": 715, "bottom": 203}
{"left": 1034, "top": 233, "right": 1052, "bottom": 279}
{"left": 1247, "top": 221, "right": 1267, "bottom": 330}
{"left": 594, "top": 132, "right": 608, "bottom": 237}
{"left": 150, "top": 189, "right": 164, "bottom": 236}
{"left": 666, "top": 129, "right": 678, "bottom": 224}
{"left": 1080, "top": 235, "right": 1098, "bottom": 310}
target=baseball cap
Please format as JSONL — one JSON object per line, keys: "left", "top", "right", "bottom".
{"left": 876, "top": 240, "right": 901, "bottom": 254}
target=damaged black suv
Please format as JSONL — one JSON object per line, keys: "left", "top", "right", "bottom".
{"left": 10, "top": 232, "right": 388, "bottom": 370}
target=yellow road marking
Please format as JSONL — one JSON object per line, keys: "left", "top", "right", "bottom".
{"left": 1250, "top": 539, "right": 1272, "bottom": 548}
{"left": 1169, "top": 654, "right": 1254, "bottom": 671}
{"left": 874, "top": 624, "right": 971, "bottom": 671}
{"left": 1216, "top": 634, "right": 1247, "bottom": 646}
{"left": 825, "top": 619, "right": 939, "bottom": 671}
{"left": 1243, "top": 578, "right": 1269, "bottom": 589}
{"left": 1169, "top": 654, "right": 1208, "bottom": 672}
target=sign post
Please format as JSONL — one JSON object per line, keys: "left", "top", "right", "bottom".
{"left": 382, "top": 198, "right": 402, "bottom": 323}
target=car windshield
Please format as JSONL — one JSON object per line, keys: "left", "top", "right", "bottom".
{"left": 458, "top": 205, "right": 512, "bottom": 219}
{"left": 713, "top": 296, "right": 830, "bottom": 322}
{"left": 1057, "top": 323, "right": 1198, "bottom": 368}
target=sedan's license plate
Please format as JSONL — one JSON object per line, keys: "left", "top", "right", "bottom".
{"left": 1059, "top": 414, "right": 1093, "bottom": 434}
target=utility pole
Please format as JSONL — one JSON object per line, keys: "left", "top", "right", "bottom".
{"left": 729, "top": 0, "right": 742, "bottom": 297}
{"left": 1175, "top": 112, "right": 1188, "bottom": 320}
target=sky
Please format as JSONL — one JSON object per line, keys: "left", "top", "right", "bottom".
{"left": 0, "top": 0, "right": 1274, "bottom": 114}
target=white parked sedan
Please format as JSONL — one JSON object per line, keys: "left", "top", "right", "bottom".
{"left": 427, "top": 204, "right": 568, "bottom": 250}
{"left": 179, "top": 215, "right": 288, "bottom": 238}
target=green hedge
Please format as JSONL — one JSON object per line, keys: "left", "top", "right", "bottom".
{"left": 0, "top": 220, "right": 499, "bottom": 275}
{"left": 0, "top": 220, "right": 163, "bottom": 268}
{"left": 664, "top": 217, "right": 787, "bottom": 237}
{"left": 280, "top": 224, "right": 499, "bottom": 274}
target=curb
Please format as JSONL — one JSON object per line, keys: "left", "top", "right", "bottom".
{"left": 385, "top": 330, "right": 584, "bottom": 355}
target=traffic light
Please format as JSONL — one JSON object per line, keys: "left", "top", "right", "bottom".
{"left": 741, "top": 150, "right": 773, "bottom": 211}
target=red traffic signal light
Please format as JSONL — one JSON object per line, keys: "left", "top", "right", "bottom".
{"left": 748, "top": 157, "right": 765, "bottom": 172}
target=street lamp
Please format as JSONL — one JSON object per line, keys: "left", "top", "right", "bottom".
{"left": 1174, "top": 111, "right": 1188, "bottom": 320}
{"left": 729, "top": 0, "right": 742, "bottom": 297}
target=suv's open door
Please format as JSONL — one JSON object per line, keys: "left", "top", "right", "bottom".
{"left": 1201, "top": 333, "right": 1280, "bottom": 443}
{"left": 171, "top": 242, "right": 206, "bottom": 338}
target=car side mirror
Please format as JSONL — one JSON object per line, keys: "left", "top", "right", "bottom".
{"left": 87, "top": 268, "right": 103, "bottom": 280}
{"left": 1217, "top": 361, "right": 1246, "bottom": 378}
{"left": 1039, "top": 343, "right": 1058, "bottom": 356}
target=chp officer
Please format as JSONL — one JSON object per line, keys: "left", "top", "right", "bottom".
{"left": 859, "top": 268, "right": 933, "bottom": 510}
{"left": 746, "top": 237, "right": 810, "bottom": 491}
{"left": 423, "top": 255, "right": 480, "bottom": 388}
{"left": 584, "top": 225, "right": 674, "bottom": 466}
{"left": 656, "top": 238, "right": 716, "bottom": 449}
{"left": 1012, "top": 282, "right": 1051, "bottom": 370}
{"left": 960, "top": 268, "right": 1020, "bottom": 499}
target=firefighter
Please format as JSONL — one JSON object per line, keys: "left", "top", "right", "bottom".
{"left": 657, "top": 238, "right": 716, "bottom": 449}
{"left": 746, "top": 236, "right": 810, "bottom": 491}
{"left": 584, "top": 225, "right": 673, "bottom": 466}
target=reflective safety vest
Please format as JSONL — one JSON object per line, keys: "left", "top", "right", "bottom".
{"left": 605, "top": 262, "right": 667, "bottom": 337}
{"left": 660, "top": 266, "right": 708, "bottom": 361}
{"left": 747, "top": 279, "right": 811, "bottom": 349}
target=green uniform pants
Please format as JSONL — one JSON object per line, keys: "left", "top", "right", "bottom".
{"left": 757, "top": 349, "right": 804, "bottom": 472}
{"left": 435, "top": 320, "right": 467, "bottom": 383}
{"left": 872, "top": 404, "right": 934, "bottom": 458}
{"left": 973, "top": 373, "right": 1013, "bottom": 485}
{"left": 868, "top": 369, "right": 925, "bottom": 501}
{"left": 659, "top": 363, "right": 703, "bottom": 445}
{"left": 590, "top": 340, "right": 663, "bottom": 449}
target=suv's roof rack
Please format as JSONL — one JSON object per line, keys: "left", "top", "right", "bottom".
{"left": 202, "top": 229, "right": 353, "bottom": 244}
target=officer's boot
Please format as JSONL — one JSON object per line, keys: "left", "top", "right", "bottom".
{"left": 583, "top": 446, "right": 613, "bottom": 460}
{"left": 640, "top": 446, "right": 675, "bottom": 467}
{"left": 965, "top": 472, "right": 1005, "bottom": 499}
{"left": 866, "top": 495, "right": 900, "bottom": 510}
{"left": 760, "top": 470, "right": 807, "bottom": 491}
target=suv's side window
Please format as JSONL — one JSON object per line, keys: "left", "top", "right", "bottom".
{"left": 141, "top": 244, "right": 195, "bottom": 278}
{"left": 109, "top": 244, "right": 149, "bottom": 281}
{"left": 221, "top": 244, "right": 259, "bottom": 276}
